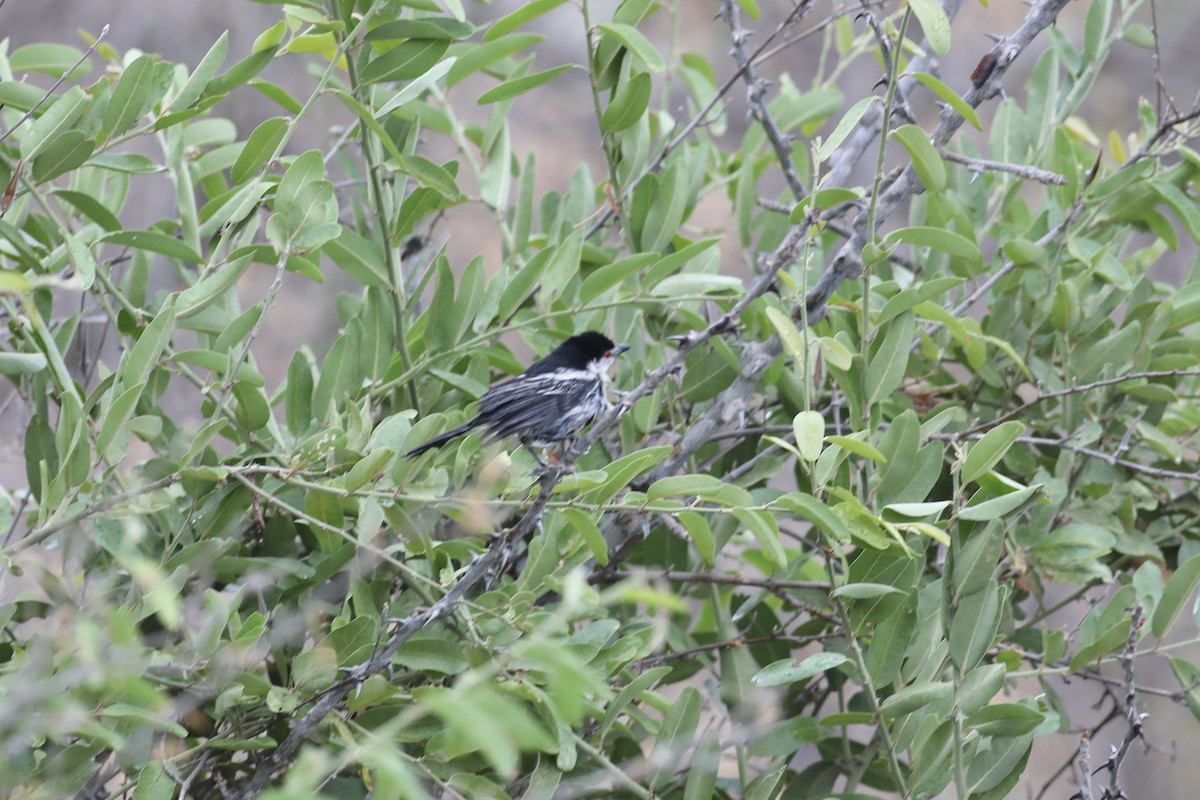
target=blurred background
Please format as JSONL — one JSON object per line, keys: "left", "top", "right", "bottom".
{"left": 3, "top": 1, "right": 1199, "bottom": 796}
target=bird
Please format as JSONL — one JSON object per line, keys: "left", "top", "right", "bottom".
{"left": 404, "top": 331, "right": 630, "bottom": 464}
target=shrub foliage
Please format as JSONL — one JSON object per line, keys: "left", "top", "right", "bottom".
{"left": 2, "top": 0, "right": 1200, "bottom": 798}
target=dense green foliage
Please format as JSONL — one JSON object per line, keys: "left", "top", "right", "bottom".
{"left": 2, "top": 0, "right": 1200, "bottom": 797}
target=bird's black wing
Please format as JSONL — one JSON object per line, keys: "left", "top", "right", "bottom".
{"left": 477, "top": 371, "right": 600, "bottom": 441}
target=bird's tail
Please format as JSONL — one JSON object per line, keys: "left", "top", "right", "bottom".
{"left": 403, "top": 420, "right": 478, "bottom": 458}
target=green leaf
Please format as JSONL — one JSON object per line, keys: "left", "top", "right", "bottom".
{"left": 539, "top": 230, "right": 582, "bottom": 305}
{"left": 885, "top": 500, "right": 951, "bottom": 518}
{"left": 1152, "top": 554, "right": 1200, "bottom": 638}
{"left": 0, "top": 351, "right": 48, "bottom": 375}
{"left": 53, "top": 189, "right": 123, "bottom": 231}
{"left": 11, "top": 43, "right": 91, "bottom": 78}
{"left": 817, "top": 336, "right": 853, "bottom": 370}
{"left": 832, "top": 582, "right": 905, "bottom": 600}
{"left": 31, "top": 130, "right": 94, "bottom": 183}
{"left": 764, "top": 305, "right": 806, "bottom": 362}
{"left": 119, "top": 298, "right": 177, "bottom": 389}
{"left": 361, "top": 39, "right": 450, "bottom": 84}
{"left": 966, "top": 703, "right": 1045, "bottom": 736}
{"left": 676, "top": 510, "right": 716, "bottom": 565}
{"left": 171, "top": 31, "right": 229, "bottom": 111}
{"left": 952, "top": 523, "right": 1005, "bottom": 597}
{"left": 639, "top": 161, "right": 689, "bottom": 253}
{"left": 498, "top": 248, "right": 553, "bottom": 320}
{"left": 325, "top": 228, "right": 389, "bottom": 287}
{"left": 885, "top": 225, "right": 981, "bottom": 264}
{"left": 365, "top": 18, "right": 476, "bottom": 42}
{"left": 957, "top": 663, "right": 1006, "bottom": 716}
{"left": 643, "top": 236, "right": 721, "bottom": 289}
{"left": 0, "top": 82, "right": 50, "bottom": 112}
{"left": 562, "top": 507, "right": 607, "bottom": 565}
{"left": 103, "top": 54, "right": 156, "bottom": 138}
{"left": 485, "top": 0, "right": 569, "bottom": 41}
{"left": 752, "top": 652, "right": 848, "bottom": 686}
{"left": 1123, "top": 23, "right": 1156, "bottom": 49}
{"left": 131, "top": 761, "right": 175, "bottom": 800}
{"left": 949, "top": 580, "right": 1001, "bottom": 672}
{"left": 176, "top": 253, "right": 252, "bottom": 318}
{"left": 597, "top": 23, "right": 665, "bottom": 72}
{"left": 772, "top": 494, "right": 849, "bottom": 544}
{"left": 478, "top": 65, "right": 574, "bottom": 104}
{"left": 101, "top": 230, "right": 203, "bottom": 263}
{"left": 1002, "top": 238, "right": 1048, "bottom": 267}
{"left": 646, "top": 474, "right": 727, "bottom": 501}
{"left": 649, "top": 273, "right": 742, "bottom": 296}
{"left": 338, "top": 449, "right": 395, "bottom": 494}
{"left": 826, "top": 435, "right": 887, "bottom": 463}
{"left": 579, "top": 252, "right": 656, "bottom": 302}
{"left": 232, "top": 380, "right": 271, "bottom": 431}
{"left": 962, "top": 421, "right": 1025, "bottom": 483}
{"left": 733, "top": 508, "right": 786, "bottom": 570}
{"left": 86, "top": 152, "right": 163, "bottom": 174}
{"left": 1168, "top": 657, "right": 1200, "bottom": 724}
{"left": 793, "top": 410, "right": 825, "bottom": 462}
{"left": 600, "top": 71, "right": 652, "bottom": 133}
{"left": 817, "top": 96, "right": 876, "bottom": 161}
{"left": 598, "top": 666, "right": 671, "bottom": 743}
{"left": 865, "top": 311, "right": 915, "bottom": 409}
{"left": 231, "top": 116, "right": 288, "bottom": 183}
{"left": 746, "top": 718, "right": 822, "bottom": 759}
{"left": 649, "top": 686, "right": 701, "bottom": 787}
{"left": 908, "top": 0, "right": 952, "bottom": 55}
{"left": 957, "top": 483, "right": 1041, "bottom": 521}
{"left": 911, "top": 72, "right": 981, "bottom": 130}
{"left": 879, "top": 681, "right": 953, "bottom": 718}
{"left": 683, "top": 731, "right": 720, "bottom": 800}
{"left": 891, "top": 124, "right": 946, "bottom": 192}
{"left": 395, "top": 154, "right": 461, "bottom": 201}
{"left": 23, "top": 85, "right": 89, "bottom": 160}
{"left": 584, "top": 445, "right": 672, "bottom": 505}
{"left": 97, "top": 382, "right": 146, "bottom": 461}
{"left": 790, "top": 187, "right": 864, "bottom": 222}
{"left": 373, "top": 58, "right": 458, "bottom": 118}
{"left": 446, "top": 33, "right": 543, "bottom": 86}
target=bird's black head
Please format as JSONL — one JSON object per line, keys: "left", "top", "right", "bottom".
{"left": 525, "top": 331, "right": 630, "bottom": 375}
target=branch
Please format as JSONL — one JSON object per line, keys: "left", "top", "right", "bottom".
{"left": 9, "top": 474, "right": 180, "bottom": 555}
{"left": 938, "top": 149, "right": 1068, "bottom": 184}
{"left": 1076, "top": 731, "right": 1095, "bottom": 800}
{"left": 719, "top": 0, "right": 811, "bottom": 200}
{"left": 631, "top": 633, "right": 829, "bottom": 668}
{"left": 593, "top": 569, "right": 830, "bottom": 592}
{"left": 1097, "top": 605, "right": 1148, "bottom": 799}
{"left": 930, "top": 430, "right": 1200, "bottom": 483}
{"left": 233, "top": 466, "right": 567, "bottom": 799}
{"left": 957, "top": 369, "right": 1200, "bottom": 437}
{"left": 0, "top": 25, "right": 109, "bottom": 144}
{"left": 808, "top": 0, "right": 1072, "bottom": 325}
{"left": 585, "top": 0, "right": 817, "bottom": 240}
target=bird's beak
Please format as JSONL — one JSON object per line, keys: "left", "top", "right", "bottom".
{"left": 611, "top": 344, "right": 631, "bottom": 357}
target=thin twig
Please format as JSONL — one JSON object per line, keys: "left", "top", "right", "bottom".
{"left": 929, "top": 431, "right": 1200, "bottom": 483}
{"left": 939, "top": 149, "right": 1068, "bottom": 184}
{"left": 957, "top": 369, "right": 1200, "bottom": 436}
{"left": 594, "top": 569, "right": 830, "bottom": 592}
{"left": 720, "top": 0, "right": 811, "bottom": 200}
{"left": 632, "top": 633, "right": 830, "bottom": 668}
{"left": 1099, "top": 605, "right": 1148, "bottom": 798}
{"left": 0, "top": 25, "right": 109, "bottom": 144}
